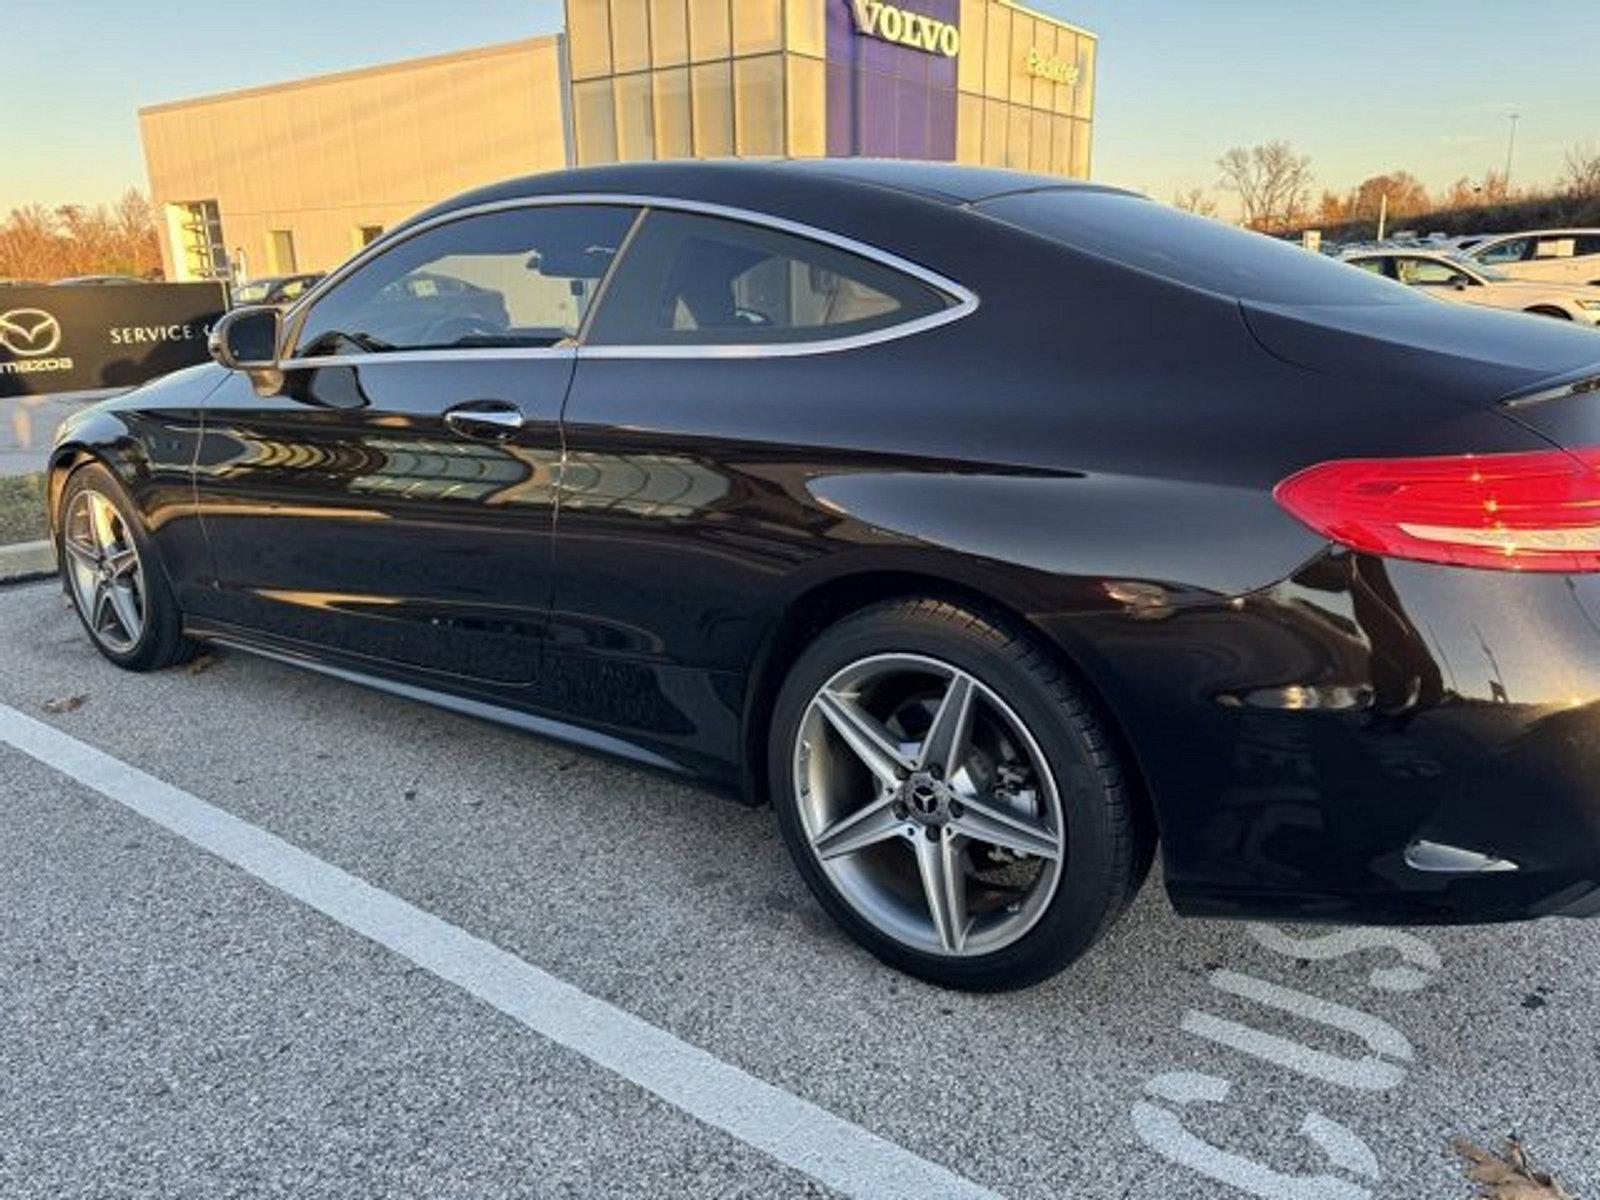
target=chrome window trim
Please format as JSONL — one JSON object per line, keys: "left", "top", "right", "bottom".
{"left": 278, "top": 346, "right": 578, "bottom": 371}
{"left": 281, "top": 192, "right": 979, "bottom": 365}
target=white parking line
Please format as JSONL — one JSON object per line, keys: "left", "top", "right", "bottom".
{"left": 0, "top": 702, "right": 1001, "bottom": 1200}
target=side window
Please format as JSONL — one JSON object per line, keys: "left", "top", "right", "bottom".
{"left": 1396, "top": 257, "right": 1468, "bottom": 286}
{"left": 293, "top": 205, "right": 639, "bottom": 357}
{"left": 1477, "top": 237, "right": 1532, "bottom": 265}
{"left": 1533, "top": 237, "right": 1577, "bottom": 260}
{"left": 1575, "top": 235, "right": 1600, "bottom": 257}
{"left": 585, "top": 209, "right": 954, "bottom": 346}
{"left": 1348, "top": 258, "right": 1389, "bottom": 277}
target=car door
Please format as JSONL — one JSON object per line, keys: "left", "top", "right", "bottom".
{"left": 548, "top": 204, "right": 967, "bottom": 772}
{"left": 190, "top": 201, "right": 641, "bottom": 688}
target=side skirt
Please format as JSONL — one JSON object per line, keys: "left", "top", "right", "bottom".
{"left": 187, "top": 622, "right": 696, "bottom": 781}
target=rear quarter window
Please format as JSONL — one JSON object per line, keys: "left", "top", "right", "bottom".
{"left": 979, "top": 190, "right": 1423, "bottom": 307}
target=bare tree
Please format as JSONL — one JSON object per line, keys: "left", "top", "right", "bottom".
{"left": 1350, "top": 172, "right": 1432, "bottom": 222}
{"left": 1478, "top": 169, "right": 1514, "bottom": 205}
{"left": 1564, "top": 143, "right": 1600, "bottom": 199}
{"left": 1172, "top": 187, "right": 1219, "bottom": 217}
{"left": 1216, "top": 140, "right": 1313, "bottom": 234}
{"left": 1439, "top": 176, "right": 1480, "bottom": 210}
{"left": 0, "top": 189, "right": 161, "bottom": 281}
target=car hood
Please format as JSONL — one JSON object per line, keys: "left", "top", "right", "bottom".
{"left": 1241, "top": 298, "right": 1600, "bottom": 405}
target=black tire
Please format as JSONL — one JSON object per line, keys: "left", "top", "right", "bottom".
{"left": 57, "top": 462, "right": 200, "bottom": 672}
{"left": 770, "top": 598, "right": 1152, "bottom": 991}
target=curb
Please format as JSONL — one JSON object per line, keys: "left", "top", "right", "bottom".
{"left": 0, "top": 540, "right": 56, "bottom": 584}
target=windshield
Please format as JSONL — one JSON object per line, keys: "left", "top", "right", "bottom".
{"left": 232, "top": 281, "right": 272, "bottom": 304}
{"left": 980, "top": 190, "right": 1425, "bottom": 307}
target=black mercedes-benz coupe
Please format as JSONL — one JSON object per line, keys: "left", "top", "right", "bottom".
{"left": 49, "top": 160, "right": 1600, "bottom": 989}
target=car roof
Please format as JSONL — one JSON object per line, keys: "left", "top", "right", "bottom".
{"left": 1475, "top": 228, "right": 1600, "bottom": 240}
{"left": 410, "top": 158, "right": 1130, "bottom": 226}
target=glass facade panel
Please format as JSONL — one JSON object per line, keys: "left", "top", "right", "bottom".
{"left": 1029, "top": 108, "right": 1051, "bottom": 172}
{"left": 609, "top": 0, "right": 651, "bottom": 73}
{"left": 785, "top": 0, "right": 825, "bottom": 59}
{"left": 568, "top": 0, "right": 612, "bottom": 79}
{"left": 688, "top": 0, "right": 731, "bottom": 61}
{"left": 984, "top": 4, "right": 1011, "bottom": 101}
{"left": 786, "top": 55, "right": 827, "bottom": 158}
{"left": 1007, "top": 105, "right": 1031, "bottom": 170}
{"left": 734, "top": 55, "right": 784, "bottom": 157}
{"left": 732, "top": 0, "right": 782, "bottom": 56}
{"left": 653, "top": 67, "right": 693, "bottom": 158}
{"left": 1029, "top": 22, "right": 1055, "bottom": 112}
{"left": 573, "top": 77, "right": 619, "bottom": 163}
{"left": 1054, "top": 30, "right": 1079, "bottom": 115}
{"left": 1075, "top": 40, "right": 1095, "bottom": 121}
{"left": 1051, "top": 114, "right": 1071, "bottom": 175}
{"left": 982, "top": 97, "right": 1007, "bottom": 167}
{"left": 648, "top": 0, "right": 689, "bottom": 66}
{"left": 958, "top": 0, "right": 986, "bottom": 95}
{"left": 956, "top": 92, "right": 983, "bottom": 166}
{"left": 614, "top": 71, "right": 656, "bottom": 160}
{"left": 690, "top": 60, "right": 733, "bottom": 156}
{"left": 1072, "top": 116, "right": 1091, "bottom": 177}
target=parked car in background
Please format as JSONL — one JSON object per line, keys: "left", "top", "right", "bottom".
{"left": 1343, "top": 249, "right": 1600, "bottom": 324}
{"left": 0, "top": 278, "right": 44, "bottom": 288}
{"left": 46, "top": 160, "right": 1600, "bottom": 990}
{"left": 1459, "top": 229, "right": 1600, "bottom": 286}
{"left": 51, "top": 274, "right": 148, "bottom": 286}
{"left": 231, "top": 273, "right": 325, "bottom": 308}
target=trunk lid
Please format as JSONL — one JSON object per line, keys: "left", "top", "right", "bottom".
{"left": 1243, "top": 297, "right": 1600, "bottom": 447}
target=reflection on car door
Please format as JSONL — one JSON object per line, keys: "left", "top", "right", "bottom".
{"left": 190, "top": 203, "right": 640, "bottom": 688}
{"left": 550, "top": 206, "right": 962, "bottom": 771}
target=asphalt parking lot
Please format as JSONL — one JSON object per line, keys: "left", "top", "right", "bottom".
{"left": 1, "top": 578, "right": 1596, "bottom": 1200}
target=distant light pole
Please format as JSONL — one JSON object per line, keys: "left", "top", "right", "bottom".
{"left": 1504, "top": 113, "right": 1521, "bottom": 188}
{"left": 1377, "top": 192, "right": 1388, "bottom": 242}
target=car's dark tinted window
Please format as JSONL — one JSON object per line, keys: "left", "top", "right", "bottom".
{"left": 585, "top": 210, "right": 953, "bottom": 346}
{"left": 980, "top": 190, "right": 1422, "bottom": 306}
{"left": 293, "top": 205, "right": 638, "bottom": 357}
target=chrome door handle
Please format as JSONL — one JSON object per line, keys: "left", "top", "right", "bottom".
{"left": 444, "top": 402, "right": 525, "bottom": 441}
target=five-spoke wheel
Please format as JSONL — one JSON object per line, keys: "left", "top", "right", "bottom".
{"left": 773, "top": 598, "right": 1150, "bottom": 990}
{"left": 796, "top": 653, "right": 1066, "bottom": 957}
{"left": 57, "top": 463, "right": 198, "bottom": 672}
{"left": 62, "top": 487, "right": 146, "bottom": 654}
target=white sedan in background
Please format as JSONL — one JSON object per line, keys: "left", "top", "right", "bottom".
{"left": 1342, "top": 249, "right": 1600, "bottom": 325}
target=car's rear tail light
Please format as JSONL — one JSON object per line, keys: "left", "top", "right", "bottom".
{"left": 1274, "top": 448, "right": 1600, "bottom": 572}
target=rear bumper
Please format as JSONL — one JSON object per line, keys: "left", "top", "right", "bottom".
{"left": 1049, "top": 550, "right": 1600, "bottom": 925}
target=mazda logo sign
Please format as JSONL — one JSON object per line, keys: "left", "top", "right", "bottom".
{"left": 0, "top": 308, "right": 63, "bottom": 357}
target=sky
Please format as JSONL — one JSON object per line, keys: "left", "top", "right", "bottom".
{"left": 2, "top": 0, "right": 1595, "bottom": 216}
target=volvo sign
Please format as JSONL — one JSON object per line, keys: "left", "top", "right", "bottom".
{"left": 847, "top": 0, "right": 961, "bottom": 58}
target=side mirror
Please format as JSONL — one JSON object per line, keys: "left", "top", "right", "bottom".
{"left": 209, "top": 306, "right": 281, "bottom": 371}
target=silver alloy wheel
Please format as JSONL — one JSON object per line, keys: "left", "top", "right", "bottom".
{"left": 792, "top": 653, "right": 1067, "bottom": 957}
{"left": 62, "top": 488, "right": 146, "bottom": 654}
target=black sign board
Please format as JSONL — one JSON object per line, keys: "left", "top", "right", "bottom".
{"left": 0, "top": 283, "right": 230, "bottom": 397}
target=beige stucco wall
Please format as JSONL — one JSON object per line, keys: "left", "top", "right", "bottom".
{"left": 139, "top": 37, "right": 571, "bottom": 280}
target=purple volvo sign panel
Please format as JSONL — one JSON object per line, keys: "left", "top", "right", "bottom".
{"left": 826, "top": 0, "right": 960, "bottom": 162}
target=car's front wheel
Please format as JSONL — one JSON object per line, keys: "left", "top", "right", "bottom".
{"left": 771, "top": 598, "right": 1150, "bottom": 990}
{"left": 57, "top": 462, "right": 198, "bottom": 671}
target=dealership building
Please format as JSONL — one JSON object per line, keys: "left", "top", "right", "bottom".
{"left": 138, "top": 0, "right": 1096, "bottom": 282}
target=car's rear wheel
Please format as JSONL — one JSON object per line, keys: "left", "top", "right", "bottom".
{"left": 58, "top": 463, "right": 198, "bottom": 671}
{"left": 771, "top": 598, "right": 1149, "bottom": 990}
